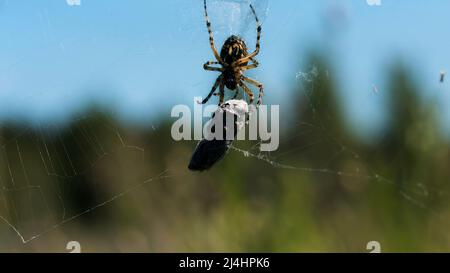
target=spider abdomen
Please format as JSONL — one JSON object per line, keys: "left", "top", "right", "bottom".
{"left": 220, "top": 35, "right": 248, "bottom": 65}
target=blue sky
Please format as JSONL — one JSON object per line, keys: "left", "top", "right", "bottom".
{"left": 1, "top": 0, "right": 450, "bottom": 139}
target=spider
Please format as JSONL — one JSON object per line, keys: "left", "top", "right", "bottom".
{"left": 200, "top": 0, "right": 264, "bottom": 107}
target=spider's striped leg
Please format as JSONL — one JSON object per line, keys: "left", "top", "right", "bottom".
{"left": 242, "top": 76, "right": 264, "bottom": 106}
{"left": 240, "top": 59, "right": 259, "bottom": 71}
{"left": 204, "top": 0, "right": 222, "bottom": 63}
{"left": 203, "top": 61, "right": 223, "bottom": 72}
{"left": 234, "top": 5, "right": 261, "bottom": 66}
{"left": 239, "top": 82, "right": 255, "bottom": 105}
{"left": 199, "top": 76, "right": 222, "bottom": 104}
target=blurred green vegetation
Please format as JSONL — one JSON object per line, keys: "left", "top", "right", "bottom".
{"left": 0, "top": 54, "right": 449, "bottom": 252}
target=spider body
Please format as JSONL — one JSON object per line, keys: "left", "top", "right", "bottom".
{"left": 220, "top": 35, "right": 248, "bottom": 90}
{"left": 201, "top": 0, "right": 264, "bottom": 106}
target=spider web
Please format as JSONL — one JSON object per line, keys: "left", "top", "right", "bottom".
{"left": 233, "top": 65, "right": 444, "bottom": 208}
{"left": 228, "top": 61, "right": 450, "bottom": 250}
{"left": 0, "top": 0, "right": 177, "bottom": 249}
{"left": 0, "top": 0, "right": 449, "bottom": 252}
{"left": 0, "top": 112, "right": 173, "bottom": 244}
